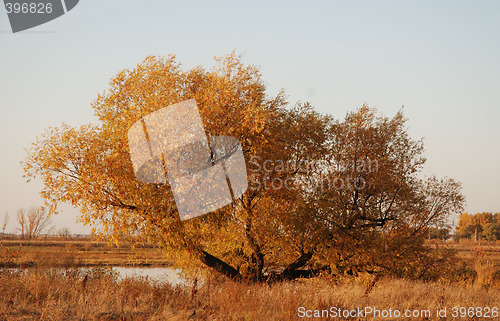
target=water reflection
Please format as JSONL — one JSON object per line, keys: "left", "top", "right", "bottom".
{"left": 112, "top": 266, "right": 185, "bottom": 286}
{"left": 2, "top": 266, "right": 187, "bottom": 287}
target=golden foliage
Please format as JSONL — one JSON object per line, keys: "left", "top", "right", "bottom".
{"left": 23, "top": 52, "right": 465, "bottom": 282}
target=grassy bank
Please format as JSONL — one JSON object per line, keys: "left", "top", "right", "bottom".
{"left": 1, "top": 238, "right": 500, "bottom": 320}
{"left": 0, "top": 267, "right": 499, "bottom": 320}
{"left": 0, "top": 238, "right": 173, "bottom": 267}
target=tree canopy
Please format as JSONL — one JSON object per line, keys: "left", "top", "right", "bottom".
{"left": 24, "top": 52, "right": 465, "bottom": 282}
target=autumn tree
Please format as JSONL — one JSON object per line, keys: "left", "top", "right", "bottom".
{"left": 283, "top": 106, "right": 465, "bottom": 279}
{"left": 23, "top": 53, "right": 464, "bottom": 281}
{"left": 16, "top": 206, "right": 52, "bottom": 239}
{"left": 456, "top": 212, "right": 500, "bottom": 241}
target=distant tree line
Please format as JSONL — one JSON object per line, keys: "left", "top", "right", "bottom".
{"left": 427, "top": 226, "right": 452, "bottom": 241}
{"left": 455, "top": 212, "right": 500, "bottom": 241}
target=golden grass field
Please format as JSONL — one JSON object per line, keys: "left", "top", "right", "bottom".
{"left": 0, "top": 238, "right": 499, "bottom": 320}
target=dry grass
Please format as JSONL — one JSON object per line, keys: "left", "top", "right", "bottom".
{"left": 202, "top": 277, "right": 500, "bottom": 320}
{"left": 1, "top": 239, "right": 499, "bottom": 320}
{"left": 0, "top": 267, "right": 499, "bottom": 321}
{"left": 0, "top": 239, "right": 173, "bottom": 267}
{"left": 0, "top": 267, "right": 192, "bottom": 320}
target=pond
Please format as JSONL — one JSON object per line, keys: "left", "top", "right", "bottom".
{"left": 112, "top": 266, "right": 186, "bottom": 286}
{"left": 2, "top": 266, "right": 188, "bottom": 286}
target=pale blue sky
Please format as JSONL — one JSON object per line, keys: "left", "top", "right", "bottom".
{"left": 1, "top": 0, "right": 499, "bottom": 234}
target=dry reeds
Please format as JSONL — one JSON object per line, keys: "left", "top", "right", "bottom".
{"left": 0, "top": 267, "right": 499, "bottom": 320}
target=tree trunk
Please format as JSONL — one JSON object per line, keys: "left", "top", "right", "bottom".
{"left": 278, "top": 251, "right": 314, "bottom": 281}
{"left": 199, "top": 250, "right": 242, "bottom": 281}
